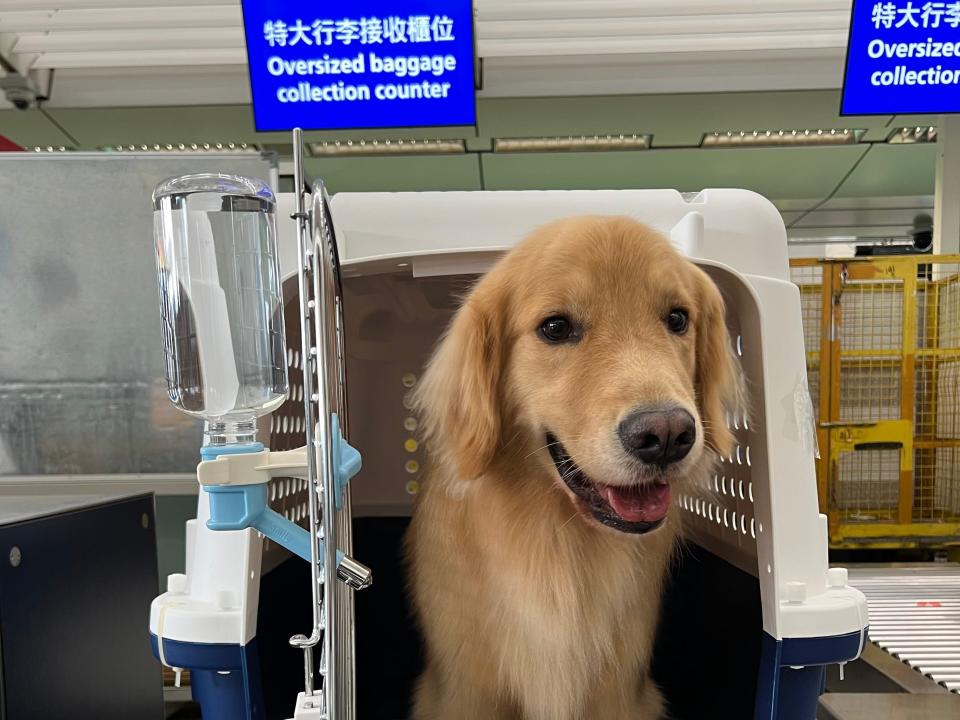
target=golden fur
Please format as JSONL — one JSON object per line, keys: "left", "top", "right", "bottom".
{"left": 406, "top": 217, "right": 740, "bottom": 720}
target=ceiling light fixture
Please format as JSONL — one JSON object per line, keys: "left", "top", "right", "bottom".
{"left": 494, "top": 134, "right": 651, "bottom": 153}
{"left": 308, "top": 138, "right": 465, "bottom": 156}
{"left": 701, "top": 129, "right": 865, "bottom": 148}
{"left": 886, "top": 126, "right": 937, "bottom": 144}
{"left": 100, "top": 143, "right": 259, "bottom": 153}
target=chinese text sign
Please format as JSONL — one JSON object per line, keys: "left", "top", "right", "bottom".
{"left": 842, "top": 1, "right": 960, "bottom": 114}
{"left": 240, "top": 0, "right": 476, "bottom": 131}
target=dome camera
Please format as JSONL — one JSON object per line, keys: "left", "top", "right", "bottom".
{"left": 911, "top": 214, "right": 933, "bottom": 253}
{"left": 0, "top": 74, "right": 36, "bottom": 111}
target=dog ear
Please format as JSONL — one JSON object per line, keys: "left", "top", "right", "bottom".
{"left": 414, "top": 286, "right": 503, "bottom": 480}
{"left": 695, "top": 271, "right": 743, "bottom": 459}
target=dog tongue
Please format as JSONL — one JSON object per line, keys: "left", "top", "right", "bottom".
{"left": 600, "top": 483, "right": 671, "bottom": 523}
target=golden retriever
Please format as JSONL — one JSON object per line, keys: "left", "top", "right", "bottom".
{"left": 406, "top": 216, "right": 741, "bottom": 720}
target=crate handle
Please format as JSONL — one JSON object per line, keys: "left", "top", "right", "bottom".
{"left": 852, "top": 441, "right": 903, "bottom": 451}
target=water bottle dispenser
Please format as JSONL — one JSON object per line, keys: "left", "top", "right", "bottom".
{"left": 147, "top": 135, "right": 370, "bottom": 720}
{"left": 152, "top": 173, "right": 288, "bottom": 447}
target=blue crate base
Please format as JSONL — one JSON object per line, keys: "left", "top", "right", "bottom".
{"left": 151, "top": 558, "right": 320, "bottom": 720}
{"left": 757, "top": 629, "right": 867, "bottom": 720}
{"left": 150, "top": 635, "right": 264, "bottom": 720}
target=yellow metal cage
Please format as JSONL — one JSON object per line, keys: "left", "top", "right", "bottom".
{"left": 790, "top": 255, "right": 960, "bottom": 549}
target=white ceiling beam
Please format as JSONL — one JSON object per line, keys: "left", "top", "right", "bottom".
{"left": 0, "top": 30, "right": 37, "bottom": 74}
{"left": 30, "top": 47, "right": 246, "bottom": 68}
{"left": 0, "top": 9, "right": 848, "bottom": 36}
{"left": 0, "top": 0, "right": 234, "bottom": 9}
{"left": 8, "top": 15, "right": 851, "bottom": 54}
{"left": 23, "top": 31, "right": 850, "bottom": 67}
{"left": 482, "top": 12, "right": 850, "bottom": 38}
{"left": 481, "top": 48, "right": 844, "bottom": 96}
{"left": 27, "top": 47, "right": 848, "bottom": 106}
{"left": 0, "top": 0, "right": 854, "bottom": 20}
{"left": 479, "top": 1, "right": 853, "bottom": 21}
{"left": 53, "top": 63, "right": 247, "bottom": 77}
{"left": 44, "top": 65, "right": 249, "bottom": 105}
{"left": 0, "top": 7, "right": 240, "bottom": 32}
{"left": 479, "top": 31, "right": 849, "bottom": 58}
{"left": 0, "top": 5, "right": 852, "bottom": 34}
{"left": 14, "top": 27, "right": 240, "bottom": 52}
{"left": 0, "top": 1, "right": 859, "bottom": 105}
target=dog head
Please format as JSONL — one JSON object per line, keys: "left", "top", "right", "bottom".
{"left": 415, "top": 216, "right": 742, "bottom": 535}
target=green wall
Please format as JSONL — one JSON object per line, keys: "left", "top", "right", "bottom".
{"left": 0, "top": 89, "right": 937, "bottom": 203}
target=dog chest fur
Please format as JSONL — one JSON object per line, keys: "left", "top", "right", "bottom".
{"left": 408, "top": 469, "right": 676, "bottom": 720}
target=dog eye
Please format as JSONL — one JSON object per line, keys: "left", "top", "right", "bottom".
{"left": 665, "top": 309, "right": 689, "bottom": 335}
{"left": 538, "top": 315, "right": 578, "bottom": 343}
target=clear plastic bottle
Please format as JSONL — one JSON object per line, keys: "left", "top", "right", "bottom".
{"left": 152, "top": 173, "right": 288, "bottom": 446}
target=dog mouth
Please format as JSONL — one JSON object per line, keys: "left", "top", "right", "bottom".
{"left": 546, "top": 433, "right": 669, "bottom": 535}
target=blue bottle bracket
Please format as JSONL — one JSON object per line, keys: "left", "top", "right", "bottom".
{"left": 332, "top": 413, "right": 361, "bottom": 510}
{"left": 204, "top": 413, "right": 361, "bottom": 564}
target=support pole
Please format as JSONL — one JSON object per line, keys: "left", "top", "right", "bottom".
{"left": 934, "top": 115, "right": 960, "bottom": 255}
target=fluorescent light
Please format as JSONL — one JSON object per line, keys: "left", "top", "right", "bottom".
{"left": 493, "top": 134, "right": 651, "bottom": 153}
{"left": 887, "top": 126, "right": 937, "bottom": 144}
{"left": 100, "top": 142, "right": 259, "bottom": 153}
{"left": 308, "top": 138, "right": 465, "bottom": 156}
{"left": 701, "top": 128, "right": 865, "bottom": 148}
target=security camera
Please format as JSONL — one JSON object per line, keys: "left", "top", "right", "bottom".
{"left": 0, "top": 74, "right": 36, "bottom": 111}
{"left": 911, "top": 214, "right": 933, "bottom": 253}
{"left": 7, "top": 91, "right": 32, "bottom": 111}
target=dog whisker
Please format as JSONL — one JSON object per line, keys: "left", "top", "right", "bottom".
{"left": 523, "top": 440, "right": 563, "bottom": 460}
{"left": 559, "top": 469, "right": 581, "bottom": 483}
{"left": 556, "top": 512, "right": 578, "bottom": 533}
{"left": 500, "top": 429, "right": 524, "bottom": 452}
{"left": 520, "top": 433, "right": 593, "bottom": 461}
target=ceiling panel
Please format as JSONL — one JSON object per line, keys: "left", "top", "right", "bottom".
{"left": 33, "top": 66, "right": 250, "bottom": 107}
{"left": 480, "top": 145, "right": 868, "bottom": 198}
{"left": 0, "top": 6, "right": 239, "bottom": 32}
{"left": 33, "top": 103, "right": 480, "bottom": 146}
{"left": 818, "top": 194, "right": 934, "bottom": 210}
{"left": 477, "top": 91, "right": 896, "bottom": 147}
{"left": 305, "top": 154, "right": 482, "bottom": 193}
{"left": 27, "top": 90, "right": 892, "bottom": 148}
{"left": 481, "top": 49, "right": 845, "bottom": 97}
{"left": 40, "top": 104, "right": 263, "bottom": 146}
{"left": 0, "top": 107, "right": 72, "bottom": 146}
{"left": 31, "top": 48, "right": 247, "bottom": 69}
{"left": 13, "top": 28, "right": 241, "bottom": 53}
{"left": 832, "top": 144, "right": 937, "bottom": 198}
{"left": 0, "top": 0, "right": 856, "bottom": 107}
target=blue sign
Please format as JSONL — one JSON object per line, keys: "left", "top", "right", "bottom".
{"left": 239, "top": 0, "right": 476, "bottom": 131}
{"left": 842, "top": 1, "right": 960, "bottom": 115}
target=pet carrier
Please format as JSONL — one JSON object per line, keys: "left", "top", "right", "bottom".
{"left": 325, "top": 189, "right": 869, "bottom": 720}
{"left": 149, "top": 180, "right": 867, "bottom": 719}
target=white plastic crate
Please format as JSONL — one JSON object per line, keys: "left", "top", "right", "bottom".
{"left": 324, "top": 189, "right": 869, "bottom": 719}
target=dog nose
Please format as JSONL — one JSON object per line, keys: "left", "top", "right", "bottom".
{"left": 618, "top": 408, "right": 697, "bottom": 466}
